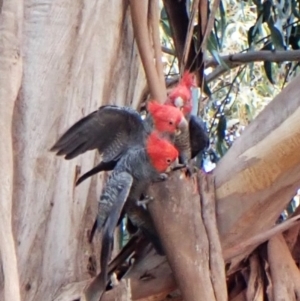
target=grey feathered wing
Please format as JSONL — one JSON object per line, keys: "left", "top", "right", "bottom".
{"left": 50, "top": 105, "right": 145, "bottom": 162}
{"left": 83, "top": 172, "right": 133, "bottom": 301}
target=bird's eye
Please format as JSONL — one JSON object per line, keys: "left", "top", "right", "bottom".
{"left": 169, "top": 120, "right": 174, "bottom": 125}
{"left": 166, "top": 158, "right": 172, "bottom": 164}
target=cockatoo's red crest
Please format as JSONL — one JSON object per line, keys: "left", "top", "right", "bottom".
{"left": 147, "top": 101, "right": 187, "bottom": 134}
{"left": 181, "top": 71, "right": 196, "bottom": 89}
{"left": 146, "top": 131, "right": 179, "bottom": 172}
{"left": 165, "top": 71, "right": 195, "bottom": 117}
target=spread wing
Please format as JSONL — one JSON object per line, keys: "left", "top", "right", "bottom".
{"left": 189, "top": 115, "right": 210, "bottom": 158}
{"left": 50, "top": 106, "right": 145, "bottom": 161}
{"left": 83, "top": 172, "right": 133, "bottom": 301}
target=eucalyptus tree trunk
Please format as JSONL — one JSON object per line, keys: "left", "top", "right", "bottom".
{"left": 0, "top": 1, "right": 146, "bottom": 301}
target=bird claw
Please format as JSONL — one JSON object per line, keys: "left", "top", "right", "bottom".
{"left": 154, "top": 173, "right": 168, "bottom": 182}
{"left": 136, "top": 195, "right": 154, "bottom": 209}
{"left": 185, "top": 161, "right": 198, "bottom": 177}
{"left": 110, "top": 272, "right": 119, "bottom": 287}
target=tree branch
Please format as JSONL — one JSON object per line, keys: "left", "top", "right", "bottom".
{"left": 205, "top": 50, "right": 300, "bottom": 83}
{"left": 149, "top": 0, "right": 166, "bottom": 90}
{"left": 268, "top": 234, "right": 300, "bottom": 300}
{"left": 148, "top": 171, "right": 216, "bottom": 301}
{"left": 215, "top": 74, "right": 300, "bottom": 255}
{"left": 246, "top": 254, "right": 264, "bottom": 301}
{"left": 199, "top": 173, "right": 227, "bottom": 301}
{"left": 130, "top": 0, "right": 166, "bottom": 102}
{"left": 181, "top": 0, "right": 199, "bottom": 72}
{"left": 206, "top": 49, "right": 300, "bottom": 68}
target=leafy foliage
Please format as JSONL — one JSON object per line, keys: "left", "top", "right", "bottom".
{"left": 160, "top": 0, "right": 300, "bottom": 209}
{"left": 160, "top": 0, "right": 300, "bottom": 165}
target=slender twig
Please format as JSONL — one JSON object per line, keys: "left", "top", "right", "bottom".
{"left": 181, "top": 0, "right": 200, "bottom": 72}
{"left": 281, "top": 62, "right": 291, "bottom": 90}
{"left": 208, "top": 65, "right": 246, "bottom": 135}
{"left": 200, "top": 0, "right": 220, "bottom": 52}
{"left": 206, "top": 49, "right": 300, "bottom": 68}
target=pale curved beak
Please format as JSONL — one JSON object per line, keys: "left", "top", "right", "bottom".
{"left": 166, "top": 158, "right": 182, "bottom": 173}
{"left": 175, "top": 116, "right": 188, "bottom": 136}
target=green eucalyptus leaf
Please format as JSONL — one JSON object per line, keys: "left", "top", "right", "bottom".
{"left": 264, "top": 61, "right": 275, "bottom": 84}
{"left": 245, "top": 103, "right": 254, "bottom": 120}
{"left": 207, "top": 31, "right": 219, "bottom": 53}
{"left": 268, "top": 21, "right": 286, "bottom": 50}
{"left": 161, "top": 19, "right": 172, "bottom": 38}
{"left": 262, "top": 0, "right": 272, "bottom": 23}
{"left": 292, "top": 0, "right": 300, "bottom": 18}
{"left": 216, "top": 139, "right": 228, "bottom": 157}
{"left": 217, "top": 115, "right": 227, "bottom": 140}
{"left": 203, "top": 80, "right": 212, "bottom": 97}
{"left": 219, "top": 0, "right": 227, "bottom": 48}
{"left": 211, "top": 49, "right": 230, "bottom": 69}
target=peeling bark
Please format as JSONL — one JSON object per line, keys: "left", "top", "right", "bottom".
{"left": 268, "top": 234, "right": 300, "bottom": 301}
{"left": 199, "top": 173, "right": 227, "bottom": 301}
{"left": 246, "top": 254, "right": 264, "bottom": 301}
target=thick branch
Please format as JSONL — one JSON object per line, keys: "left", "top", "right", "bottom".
{"left": 199, "top": 173, "right": 227, "bottom": 301}
{"left": 215, "top": 74, "right": 300, "bottom": 254}
{"left": 148, "top": 171, "right": 216, "bottom": 301}
{"left": 268, "top": 234, "right": 300, "bottom": 300}
{"left": 246, "top": 254, "right": 264, "bottom": 301}
{"left": 130, "top": 0, "right": 166, "bottom": 102}
{"left": 149, "top": 0, "right": 166, "bottom": 91}
{"left": 0, "top": 1, "right": 23, "bottom": 301}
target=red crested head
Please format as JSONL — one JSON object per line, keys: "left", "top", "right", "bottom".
{"left": 147, "top": 101, "right": 188, "bottom": 135}
{"left": 180, "top": 71, "right": 195, "bottom": 88}
{"left": 165, "top": 71, "right": 195, "bottom": 117}
{"left": 146, "top": 132, "right": 179, "bottom": 173}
